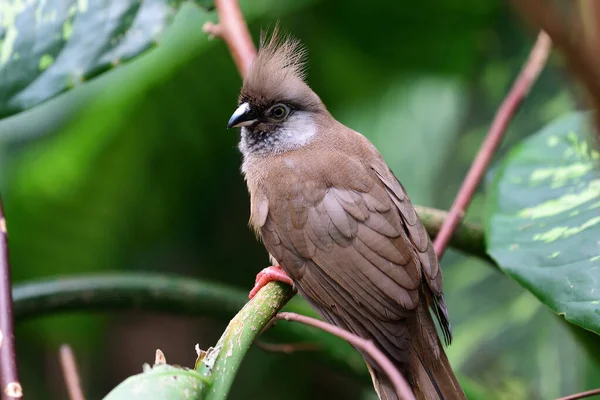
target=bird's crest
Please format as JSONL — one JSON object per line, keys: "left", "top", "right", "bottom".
{"left": 240, "top": 24, "right": 319, "bottom": 110}
{"left": 255, "top": 24, "right": 308, "bottom": 82}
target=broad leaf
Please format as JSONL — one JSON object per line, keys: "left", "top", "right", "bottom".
{"left": 0, "top": 0, "right": 211, "bottom": 118}
{"left": 485, "top": 111, "right": 600, "bottom": 334}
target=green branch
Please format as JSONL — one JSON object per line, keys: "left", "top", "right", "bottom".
{"left": 196, "top": 282, "right": 294, "bottom": 399}
{"left": 13, "top": 273, "right": 367, "bottom": 380}
{"left": 415, "top": 205, "right": 489, "bottom": 262}
{"left": 12, "top": 273, "right": 246, "bottom": 321}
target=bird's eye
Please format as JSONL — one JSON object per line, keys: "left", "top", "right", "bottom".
{"left": 269, "top": 104, "right": 290, "bottom": 120}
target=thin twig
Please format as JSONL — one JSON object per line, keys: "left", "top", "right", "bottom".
{"left": 433, "top": 31, "right": 552, "bottom": 259}
{"left": 254, "top": 340, "right": 321, "bottom": 354}
{"left": 256, "top": 315, "right": 322, "bottom": 354}
{"left": 276, "top": 312, "right": 415, "bottom": 400}
{"left": 258, "top": 316, "right": 278, "bottom": 337}
{"left": 203, "top": 0, "right": 257, "bottom": 78}
{"left": 556, "top": 387, "right": 600, "bottom": 400}
{"left": 0, "top": 201, "right": 21, "bottom": 399}
{"left": 59, "top": 345, "right": 85, "bottom": 400}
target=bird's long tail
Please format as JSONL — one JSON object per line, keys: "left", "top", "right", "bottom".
{"left": 367, "top": 306, "right": 466, "bottom": 400}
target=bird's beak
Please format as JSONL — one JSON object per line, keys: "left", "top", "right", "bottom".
{"left": 227, "top": 102, "right": 258, "bottom": 129}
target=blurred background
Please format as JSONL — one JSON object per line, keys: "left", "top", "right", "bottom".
{"left": 1, "top": 0, "right": 597, "bottom": 399}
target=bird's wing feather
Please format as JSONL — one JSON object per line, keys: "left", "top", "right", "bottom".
{"left": 372, "top": 162, "right": 452, "bottom": 344}
{"left": 255, "top": 157, "right": 447, "bottom": 364}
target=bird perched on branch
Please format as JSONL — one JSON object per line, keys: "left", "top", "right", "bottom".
{"left": 227, "top": 28, "right": 466, "bottom": 400}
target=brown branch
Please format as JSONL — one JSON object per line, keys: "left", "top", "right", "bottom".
{"left": 0, "top": 201, "right": 21, "bottom": 399}
{"left": 578, "top": 0, "right": 600, "bottom": 52}
{"left": 254, "top": 340, "right": 321, "bottom": 354}
{"left": 510, "top": 0, "right": 600, "bottom": 143}
{"left": 433, "top": 31, "right": 552, "bottom": 259}
{"left": 203, "top": 0, "right": 257, "bottom": 78}
{"left": 556, "top": 387, "right": 600, "bottom": 400}
{"left": 59, "top": 345, "right": 85, "bottom": 400}
{"left": 276, "top": 312, "right": 415, "bottom": 400}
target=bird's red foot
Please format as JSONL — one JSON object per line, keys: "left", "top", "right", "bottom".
{"left": 249, "top": 265, "right": 294, "bottom": 299}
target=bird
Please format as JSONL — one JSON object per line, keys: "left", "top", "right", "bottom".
{"left": 227, "top": 28, "right": 466, "bottom": 400}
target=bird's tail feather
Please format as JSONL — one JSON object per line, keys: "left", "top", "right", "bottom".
{"left": 367, "top": 349, "right": 465, "bottom": 400}
{"left": 411, "top": 347, "right": 465, "bottom": 400}
{"left": 367, "top": 306, "right": 466, "bottom": 400}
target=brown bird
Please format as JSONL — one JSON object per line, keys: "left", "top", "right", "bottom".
{"left": 227, "top": 30, "right": 466, "bottom": 400}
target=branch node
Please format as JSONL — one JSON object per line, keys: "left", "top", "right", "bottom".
{"left": 209, "top": 0, "right": 257, "bottom": 78}
{"left": 202, "top": 22, "right": 223, "bottom": 40}
{"left": 4, "top": 382, "right": 23, "bottom": 398}
{"left": 155, "top": 349, "right": 167, "bottom": 365}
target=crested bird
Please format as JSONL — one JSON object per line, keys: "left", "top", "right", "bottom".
{"left": 227, "top": 29, "right": 466, "bottom": 400}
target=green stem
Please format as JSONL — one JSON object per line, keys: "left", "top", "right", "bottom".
{"left": 197, "top": 282, "right": 294, "bottom": 399}
{"left": 12, "top": 272, "right": 246, "bottom": 321}
{"left": 415, "top": 205, "right": 491, "bottom": 263}
{"left": 13, "top": 273, "right": 366, "bottom": 380}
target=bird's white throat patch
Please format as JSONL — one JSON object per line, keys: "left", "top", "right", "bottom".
{"left": 239, "top": 111, "right": 317, "bottom": 157}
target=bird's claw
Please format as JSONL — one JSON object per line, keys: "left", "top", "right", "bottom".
{"left": 249, "top": 265, "right": 295, "bottom": 299}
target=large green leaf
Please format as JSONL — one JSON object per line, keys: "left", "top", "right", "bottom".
{"left": 485, "top": 111, "right": 600, "bottom": 334}
{"left": 0, "top": 0, "right": 211, "bottom": 118}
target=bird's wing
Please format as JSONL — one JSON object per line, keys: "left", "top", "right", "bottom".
{"left": 371, "top": 162, "right": 451, "bottom": 345}
{"left": 253, "top": 156, "right": 450, "bottom": 365}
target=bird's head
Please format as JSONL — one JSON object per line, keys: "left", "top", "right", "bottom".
{"left": 228, "top": 28, "right": 326, "bottom": 156}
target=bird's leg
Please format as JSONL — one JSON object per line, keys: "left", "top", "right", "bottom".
{"left": 249, "top": 265, "right": 295, "bottom": 299}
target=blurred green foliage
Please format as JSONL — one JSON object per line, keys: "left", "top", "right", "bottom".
{"left": 1, "top": 0, "right": 598, "bottom": 399}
